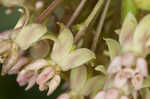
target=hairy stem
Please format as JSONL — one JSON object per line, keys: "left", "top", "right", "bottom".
{"left": 66, "top": 0, "right": 87, "bottom": 27}
{"left": 91, "top": 0, "right": 111, "bottom": 51}
{"left": 74, "top": 0, "right": 104, "bottom": 43}
{"left": 36, "top": 0, "right": 62, "bottom": 23}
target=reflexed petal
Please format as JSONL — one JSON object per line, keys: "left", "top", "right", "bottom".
{"left": 122, "top": 52, "right": 135, "bottom": 67}
{"left": 133, "top": 14, "right": 150, "bottom": 55}
{"left": 59, "top": 48, "right": 95, "bottom": 71}
{"left": 14, "top": 24, "right": 47, "bottom": 50}
{"left": 114, "top": 72, "right": 127, "bottom": 88}
{"left": 36, "top": 67, "right": 55, "bottom": 85}
{"left": 25, "top": 75, "right": 37, "bottom": 90}
{"left": 2, "top": 47, "right": 19, "bottom": 75}
{"left": 136, "top": 57, "right": 148, "bottom": 77}
{"left": 51, "top": 24, "right": 73, "bottom": 63}
{"left": 119, "top": 12, "right": 137, "bottom": 47}
{"left": 123, "top": 68, "right": 134, "bottom": 78}
{"left": 0, "top": 0, "right": 24, "bottom": 7}
{"left": 25, "top": 59, "right": 49, "bottom": 72}
{"left": 57, "top": 93, "right": 70, "bottom": 99}
{"left": 0, "top": 40, "right": 11, "bottom": 55}
{"left": 8, "top": 57, "right": 29, "bottom": 75}
{"left": 70, "top": 66, "right": 87, "bottom": 92}
{"left": 94, "top": 91, "right": 106, "bottom": 99}
{"left": 132, "top": 74, "right": 143, "bottom": 90}
{"left": 17, "top": 70, "right": 33, "bottom": 86}
{"left": 107, "top": 56, "right": 122, "bottom": 74}
{"left": 47, "top": 75, "right": 61, "bottom": 96}
{"left": 105, "top": 89, "right": 119, "bottom": 99}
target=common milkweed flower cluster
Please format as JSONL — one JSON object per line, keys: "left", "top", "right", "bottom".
{"left": 1, "top": 0, "right": 150, "bottom": 99}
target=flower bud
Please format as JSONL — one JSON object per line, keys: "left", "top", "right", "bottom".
{"left": 105, "top": 89, "right": 119, "bottom": 99}
{"left": 25, "top": 75, "right": 37, "bottom": 90}
{"left": 136, "top": 58, "right": 148, "bottom": 77}
{"left": 107, "top": 56, "right": 122, "bottom": 74}
{"left": 0, "top": 40, "right": 11, "bottom": 55}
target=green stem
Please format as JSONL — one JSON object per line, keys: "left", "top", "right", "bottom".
{"left": 91, "top": 0, "right": 111, "bottom": 51}
{"left": 67, "top": 0, "right": 88, "bottom": 27}
{"left": 74, "top": 0, "right": 104, "bottom": 43}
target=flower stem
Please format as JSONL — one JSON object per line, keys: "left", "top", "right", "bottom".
{"left": 66, "top": 0, "right": 88, "bottom": 27}
{"left": 36, "top": 0, "right": 62, "bottom": 23}
{"left": 91, "top": 0, "right": 111, "bottom": 51}
{"left": 74, "top": 0, "right": 104, "bottom": 43}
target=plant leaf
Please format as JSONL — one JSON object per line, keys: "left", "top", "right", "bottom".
{"left": 51, "top": 24, "right": 73, "bottom": 64}
{"left": 59, "top": 48, "right": 95, "bottom": 71}
{"left": 70, "top": 66, "right": 87, "bottom": 93}
{"left": 81, "top": 75, "right": 105, "bottom": 96}
{"left": 14, "top": 24, "right": 47, "bottom": 50}
{"left": 104, "top": 38, "right": 121, "bottom": 60}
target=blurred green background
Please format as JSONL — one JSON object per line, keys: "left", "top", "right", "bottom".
{"left": 0, "top": 7, "right": 64, "bottom": 99}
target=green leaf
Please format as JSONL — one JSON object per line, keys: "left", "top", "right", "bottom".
{"left": 51, "top": 24, "right": 73, "bottom": 64}
{"left": 59, "top": 48, "right": 96, "bottom": 71}
{"left": 81, "top": 75, "right": 105, "bottom": 96}
{"left": 140, "top": 88, "right": 150, "bottom": 99}
{"left": 104, "top": 38, "right": 121, "bottom": 60}
{"left": 70, "top": 66, "right": 87, "bottom": 93}
{"left": 14, "top": 24, "right": 47, "bottom": 50}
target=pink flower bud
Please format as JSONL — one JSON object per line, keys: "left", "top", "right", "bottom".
{"left": 47, "top": 75, "right": 61, "bottom": 96}
{"left": 120, "top": 96, "right": 129, "bottom": 99}
{"left": 114, "top": 72, "right": 127, "bottom": 88}
{"left": 107, "top": 56, "right": 122, "bottom": 74}
{"left": 131, "top": 74, "right": 143, "bottom": 90}
{"left": 57, "top": 93, "right": 70, "bottom": 99}
{"left": 94, "top": 91, "right": 106, "bottom": 99}
{"left": 136, "top": 58, "right": 148, "bottom": 77}
{"left": 105, "top": 89, "right": 119, "bottom": 99}
{"left": 36, "top": 67, "right": 55, "bottom": 85}
{"left": 122, "top": 52, "right": 135, "bottom": 67}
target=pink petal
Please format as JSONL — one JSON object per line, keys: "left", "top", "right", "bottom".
{"left": 136, "top": 57, "right": 148, "bottom": 77}
{"left": 107, "top": 56, "right": 122, "bottom": 74}
{"left": 105, "top": 89, "right": 119, "bottom": 99}
{"left": 16, "top": 70, "right": 33, "bottom": 86}
{"left": 36, "top": 67, "right": 55, "bottom": 85}
{"left": 8, "top": 57, "right": 29, "bottom": 75}
{"left": 94, "top": 91, "right": 106, "bottom": 99}
{"left": 114, "top": 72, "right": 127, "bottom": 88}
{"left": 47, "top": 75, "right": 61, "bottom": 96}
{"left": 57, "top": 93, "right": 70, "bottom": 99}
{"left": 122, "top": 52, "right": 135, "bottom": 67}
{"left": 123, "top": 68, "right": 134, "bottom": 78}
{"left": 131, "top": 74, "right": 143, "bottom": 90}
{"left": 25, "top": 75, "right": 37, "bottom": 90}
